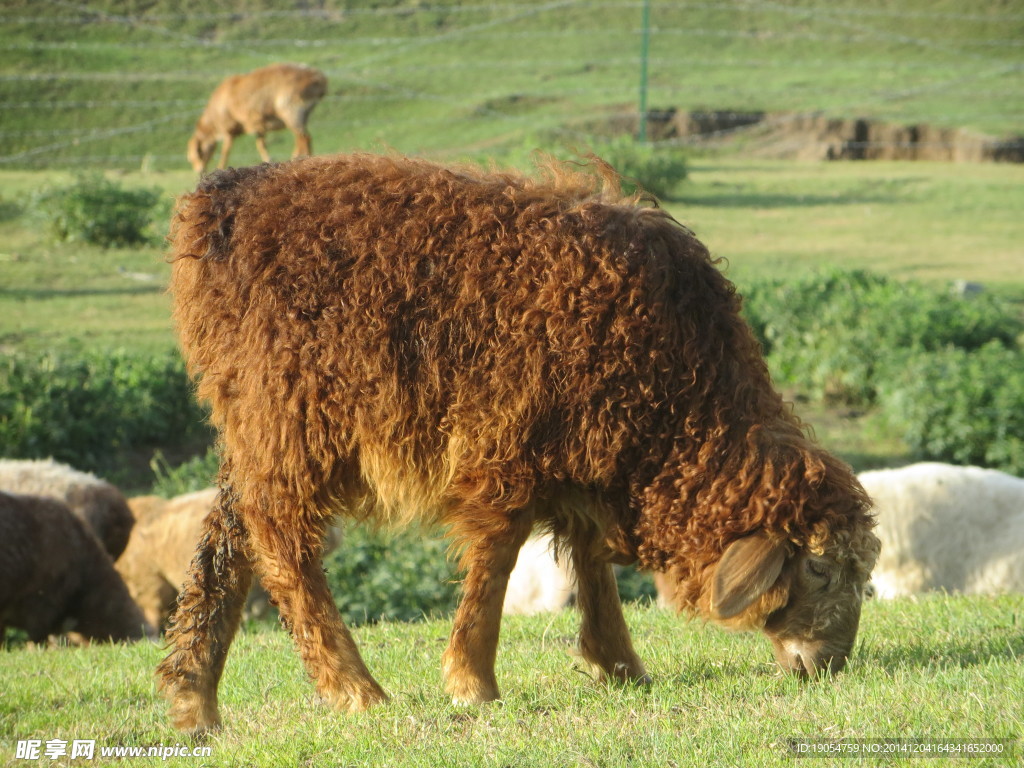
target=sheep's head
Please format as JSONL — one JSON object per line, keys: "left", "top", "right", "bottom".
{"left": 187, "top": 133, "right": 216, "bottom": 174}
{"left": 691, "top": 525, "right": 879, "bottom": 676}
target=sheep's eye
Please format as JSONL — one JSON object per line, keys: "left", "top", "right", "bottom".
{"left": 805, "top": 559, "right": 830, "bottom": 580}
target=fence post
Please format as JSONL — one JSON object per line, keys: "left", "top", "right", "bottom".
{"left": 638, "top": 0, "right": 651, "bottom": 143}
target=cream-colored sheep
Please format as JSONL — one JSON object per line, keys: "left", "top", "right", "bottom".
{"left": 859, "top": 462, "right": 1024, "bottom": 597}
{"left": 502, "top": 535, "right": 576, "bottom": 615}
{"left": 117, "top": 488, "right": 217, "bottom": 630}
{"left": 118, "top": 488, "right": 340, "bottom": 629}
{"left": 0, "top": 458, "right": 134, "bottom": 559}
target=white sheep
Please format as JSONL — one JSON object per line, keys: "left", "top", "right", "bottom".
{"left": 0, "top": 458, "right": 135, "bottom": 559}
{"left": 859, "top": 462, "right": 1024, "bottom": 597}
{"left": 502, "top": 535, "right": 576, "bottom": 615}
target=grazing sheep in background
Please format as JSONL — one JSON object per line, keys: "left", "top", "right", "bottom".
{"left": 187, "top": 63, "right": 328, "bottom": 174}
{"left": 0, "top": 458, "right": 134, "bottom": 559}
{"left": 118, "top": 489, "right": 218, "bottom": 631}
{"left": 0, "top": 491, "right": 153, "bottom": 644}
{"left": 503, "top": 535, "right": 575, "bottom": 615}
{"left": 118, "top": 488, "right": 340, "bottom": 630}
{"left": 158, "top": 153, "right": 879, "bottom": 733}
{"left": 859, "top": 462, "right": 1024, "bottom": 598}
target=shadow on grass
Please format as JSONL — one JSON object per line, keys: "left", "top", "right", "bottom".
{"left": 865, "top": 631, "right": 1024, "bottom": 672}
{"left": 664, "top": 192, "right": 896, "bottom": 208}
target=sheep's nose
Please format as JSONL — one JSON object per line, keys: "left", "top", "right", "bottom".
{"left": 771, "top": 638, "right": 849, "bottom": 677}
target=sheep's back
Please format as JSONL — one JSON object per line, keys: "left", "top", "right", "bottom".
{"left": 168, "top": 154, "right": 766, "bottom": 525}
{"left": 0, "top": 458, "right": 133, "bottom": 558}
{"left": 861, "top": 462, "right": 1024, "bottom": 596}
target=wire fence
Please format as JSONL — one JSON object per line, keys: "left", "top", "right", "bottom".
{"left": 0, "top": 0, "right": 1021, "bottom": 170}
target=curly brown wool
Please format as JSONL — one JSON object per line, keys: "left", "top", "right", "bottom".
{"left": 157, "top": 152, "right": 879, "bottom": 733}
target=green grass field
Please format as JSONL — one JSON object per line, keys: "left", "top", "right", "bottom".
{"left": 1, "top": 0, "right": 1023, "bottom": 763}
{"left": 2, "top": 597, "right": 1022, "bottom": 766}
{"left": 1, "top": 0, "right": 1021, "bottom": 170}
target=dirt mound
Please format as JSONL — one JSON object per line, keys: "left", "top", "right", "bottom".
{"left": 633, "top": 109, "right": 1023, "bottom": 163}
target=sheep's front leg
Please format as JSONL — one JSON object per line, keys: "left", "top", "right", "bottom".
{"left": 292, "top": 129, "right": 312, "bottom": 158}
{"left": 254, "top": 134, "right": 271, "bottom": 163}
{"left": 216, "top": 135, "right": 234, "bottom": 170}
{"left": 442, "top": 516, "right": 532, "bottom": 705}
{"left": 571, "top": 534, "right": 649, "bottom": 685}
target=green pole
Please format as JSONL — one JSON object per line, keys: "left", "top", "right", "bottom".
{"left": 638, "top": 0, "right": 651, "bottom": 143}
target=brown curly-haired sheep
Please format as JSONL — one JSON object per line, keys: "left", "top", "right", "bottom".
{"left": 0, "top": 491, "right": 153, "bottom": 644}
{"left": 0, "top": 458, "right": 135, "bottom": 559}
{"left": 157, "top": 153, "right": 879, "bottom": 733}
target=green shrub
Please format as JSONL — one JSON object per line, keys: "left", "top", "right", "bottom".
{"left": 741, "top": 268, "right": 1022, "bottom": 405}
{"left": 31, "top": 174, "right": 164, "bottom": 247}
{"left": 324, "top": 524, "right": 461, "bottom": 626}
{"left": 585, "top": 135, "right": 688, "bottom": 199}
{"left": 0, "top": 195, "right": 22, "bottom": 223}
{"left": 489, "top": 134, "right": 687, "bottom": 200}
{"left": 879, "top": 342, "right": 1024, "bottom": 475}
{"left": 150, "top": 446, "right": 221, "bottom": 497}
{"left": 0, "top": 348, "right": 211, "bottom": 486}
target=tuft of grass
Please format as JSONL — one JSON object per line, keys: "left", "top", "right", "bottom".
{"left": 1, "top": 596, "right": 1021, "bottom": 766}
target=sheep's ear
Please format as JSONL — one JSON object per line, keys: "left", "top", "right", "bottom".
{"left": 711, "top": 533, "right": 787, "bottom": 619}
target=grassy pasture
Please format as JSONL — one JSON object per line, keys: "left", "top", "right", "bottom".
{"left": 1, "top": 0, "right": 1023, "bottom": 762}
{"left": 0, "top": 0, "right": 1021, "bottom": 170}
{"left": 2, "top": 596, "right": 1022, "bottom": 766}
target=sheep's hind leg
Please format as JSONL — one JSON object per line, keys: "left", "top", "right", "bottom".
{"left": 292, "top": 129, "right": 312, "bottom": 158}
{"left": 571, "top": 532, "right": 650, "bottom": 686}
{"left": 156, "top": 486, "right": 253, "bottom": 734}
{"left": 442, "top": 514, "right": 533, "bottom": 705}
{"left": 249, "top": 515, "right": 389, "bottom": 713}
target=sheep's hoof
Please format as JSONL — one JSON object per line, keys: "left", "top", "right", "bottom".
{"left": 445, "top": 675, "right": 501, "bottom": 706}
{"left": 323, "top": 682, "right": 390, "bottom": 713}
{"left": 169, "top": 704, "right": 222, "bottom": 736}
{"left": 624, "top": 671, "right": 654, "bottom": 688}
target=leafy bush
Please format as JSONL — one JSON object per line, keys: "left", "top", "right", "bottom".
{"left": 741, "top": 268, "right": 1022, "bottom": 405}
{"left": 150, "top": 446, "right": 221, "bottom": 497}
{"left": 490, "top": 134, "right": 687, "bottom": 200}
{"left": 0, "top": 348, "right": 211, "bottom": 485}
{"left": 31, "top": 174, "right": 164, "bottom": 247}
{"left": 324, "top": 524, "right": 461, "bottom": 626}
{"left": 0, "top": 195, "right": 22, "bottom": 223}
{"left": 879, "top": 342, "right": 1024, "bottom": 475}
{"left": 585, "top": 135, "right": 688, "bottom": 199}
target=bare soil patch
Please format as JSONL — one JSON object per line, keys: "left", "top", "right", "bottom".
{"left": 612, "top": 109, "right": 1023, "bottom": 162}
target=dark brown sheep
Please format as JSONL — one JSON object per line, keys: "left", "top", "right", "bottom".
{"left": 0, "top": 458, "right": 135, "bottom": 559}
{"left": 157, "top": 153, "right": 879, "bottom": 733}
{"left": 0, "top": 491, "right": 153, "bottom": 644}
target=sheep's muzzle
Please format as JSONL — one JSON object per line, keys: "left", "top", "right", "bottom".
{"left": 769, "top": 635, "right": 852, "bottom": 678}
